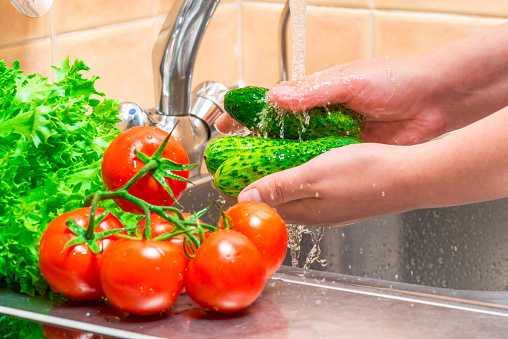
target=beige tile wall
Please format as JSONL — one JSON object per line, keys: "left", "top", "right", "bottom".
{"left": 1, "top": 0, "right": 507, "bottom": 108}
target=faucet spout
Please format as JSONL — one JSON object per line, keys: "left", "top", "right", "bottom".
{"left": 119, "top": 0, "right": 291, "bottom": 179}
{"left": 149, "top": 0, "right": 223, "bottom": 178}
{"left": 152, "top": 0, "right": 221, "bottom": 117}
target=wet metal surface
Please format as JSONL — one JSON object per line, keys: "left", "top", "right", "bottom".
{"left": 2, "top": 267, "right": 508, "bottom": 338}
{"left": 3, "top": 177, "right": 508, "bottom": 337}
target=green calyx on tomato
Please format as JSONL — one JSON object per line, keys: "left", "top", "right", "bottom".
{"left": 83, "top": 125, "right": 219, "bottom": 248}
{"left": 38, "top": 207, "right": 126, "bottom": 300}
{"left": 147, "top": 207, "right": 211, "bottom": 255}
{"left": 101, "top": 125, "right": 198, "bottom": 213}
{"left": 64, "top": 207, "right": 135, "bottom": 254}
{"left": 39, "top": 124, "right": 288, "bottom": 316}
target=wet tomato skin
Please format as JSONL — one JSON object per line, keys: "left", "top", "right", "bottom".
{"left": 184, "top": 229, "right": 267, "bottom": 313}
{"left": 100, "top": 238, "right": 187, "bottom": 316}
{"left": 38, "top": 207, "right": 125, "bottom": 300}
{"left": 223, "top": 201, "right": 287, "bottom": 277}
{"left": 101, "top": 126, "right": 190, "bottom": 213}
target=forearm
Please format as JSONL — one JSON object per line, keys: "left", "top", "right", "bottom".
{"left": 428, "top": 22, "right": 508, "bottom": 132}
{"left": 402, "top": 106, "right": 508, "bottom": 210}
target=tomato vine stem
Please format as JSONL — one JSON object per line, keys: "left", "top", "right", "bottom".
{"left": 76, "top": 123, "right": 219, "bottom": 257}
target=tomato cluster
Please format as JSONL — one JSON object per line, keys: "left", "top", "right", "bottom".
{"left": 38, "top": 126, "right": 288, "bottom": 316}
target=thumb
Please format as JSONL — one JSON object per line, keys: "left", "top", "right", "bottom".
{"left": 267, "top": 65, "right": 350, "bottom": 111}
{"left": 237, "top": 166, "right": 315, "bottom": 207}
{"left": 267, "top": 79, "right": 322, "bottom": 112}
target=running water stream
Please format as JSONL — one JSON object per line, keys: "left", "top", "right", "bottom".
{"left": 286, "top": 0, "right": 328, "bottom": 270}
{"left": 289, "top": 0, "right": 306, "bottom": 81}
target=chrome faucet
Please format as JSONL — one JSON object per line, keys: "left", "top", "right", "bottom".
{"left": 119, "top": 0, "right": 227, "bottom": 178}
{"left": 151, "top": 0, "right": 228, "bottom": 178}
{"left": 118, "top": 0, "right": 291, "bottom": 178}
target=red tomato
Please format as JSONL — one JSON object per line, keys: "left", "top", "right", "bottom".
{"left": 101, "top": 126, "right": 190, "bottom": 213}
{"left": 138, "top": 212, "right": 209, "bottom": 257}
{"left": 38, "top": 207, "right": 124, "bottom": 300}
{"left": 100, "top": 238, "right": 187, "bottom": 316}
{"left": 223, "top": 201, "right": 287, "bottom": 277}
{"left": 184, "top": 230, "right": 267, "bottom": 313}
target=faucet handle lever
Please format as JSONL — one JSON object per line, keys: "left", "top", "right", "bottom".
{"left": 190, "top": 81, "right": 229, "bottom": 139}
{"left": 117, "top": 102, "right": 149, "bottom": 132}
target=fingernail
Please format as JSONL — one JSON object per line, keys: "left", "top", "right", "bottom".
{"left": 238, "top": 188, "right": 263, "bottom": 203}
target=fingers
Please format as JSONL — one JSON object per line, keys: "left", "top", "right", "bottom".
{"left": 237, "top": 163, "right": 316, "bottom": 207}
{"left": 236, "top": 166, "right": 336, "bottom": 226}
{"left": 267, "top": 65, "right": 353, "bottom": 111}
{"left": 215, "top": 113, "right": 244, "bottom": 135}
{"left": 267, "top": 79, "right": 328, "bottom": 112}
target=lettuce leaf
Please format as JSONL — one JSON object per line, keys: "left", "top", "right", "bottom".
{"left": 0, "top": 57, "right": 122, "bottom": 296}
{"left": 0, "top": 315, "right": 44, "bottom": 339}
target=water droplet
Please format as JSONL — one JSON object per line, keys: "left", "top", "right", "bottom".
{"left": 104, "top": 316, "right": 120, "bottom": 324}
{"left": 85, "top": 310, "right": 100, "bottom": 317}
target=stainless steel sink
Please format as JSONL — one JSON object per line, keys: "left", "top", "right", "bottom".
{"left": 182, "top": 176, "right": 508, "bottom": 292}
{"left": 2, "top": 176, "right": 508, "bottom": 338}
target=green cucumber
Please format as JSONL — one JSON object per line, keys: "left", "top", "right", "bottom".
{"left": 224, "top": 86, "right": 364, "bottom": 140}
{"left": 204, "top": 136, "right": 296, "bottom": 175}
{"left": 209, "top": 136, "right": 362, "bottom": 198}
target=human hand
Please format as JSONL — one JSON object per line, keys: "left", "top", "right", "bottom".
{"left": 270, "top": 56, "right": 454, "bottom": 145}
{"left": 217, "top": 56, "right": 451, "bottom": 145}
{"left": 234, "top": 142, "right": 415, "bottom": 226}
{"left": 215, "top": 23, "right": 508, "bottom": 226}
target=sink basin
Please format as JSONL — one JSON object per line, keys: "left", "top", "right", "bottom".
{"left": 2, "top": 176, "right": 508, "bottom": 337}
{"left": 182, "top": 177, "right": 508, "bottom": 292}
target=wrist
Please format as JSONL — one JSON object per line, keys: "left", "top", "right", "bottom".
{"left": 425, "top": 23, "right": 508, "bottom": 131}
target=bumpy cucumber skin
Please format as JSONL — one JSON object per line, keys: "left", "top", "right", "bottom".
{"left": 223, "top": 87, "right": 269, "bottom": 131}
{"left": 212, "top": 136, "right": 362, "bottom": 198}
{"left": 224, "top": 86, "right": 364, "bottom": 140}
{"left": 204, "top": 136, "right": 294, "bottom": 175}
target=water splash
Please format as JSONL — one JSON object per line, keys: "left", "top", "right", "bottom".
{"left": 287, "top": 224, "right": 328, "bottom": 269}
{"left": 302, "top": 226, "right": 328, "bottom": 269}
{"left": 287, "top": 224, "right": 303, "bottom": 267}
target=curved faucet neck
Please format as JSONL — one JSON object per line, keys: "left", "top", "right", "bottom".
{"left": 152, "top": 0, "right": 221, "bottom": 117}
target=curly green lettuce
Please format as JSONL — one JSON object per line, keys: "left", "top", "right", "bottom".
{"left": 0, "top": 57, "right": 122, "bottom": 296}
{"left": 0, "top": 315, "right": 44, "bottom": 339}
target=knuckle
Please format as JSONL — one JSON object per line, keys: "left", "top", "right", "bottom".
{"left": 265, "top": 178, "right": 286, "bottom": 205}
